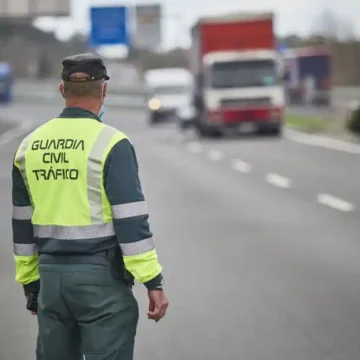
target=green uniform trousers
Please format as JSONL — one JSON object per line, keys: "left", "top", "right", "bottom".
{"left": 35, "top": 252, "right": 139, "bottom": 360}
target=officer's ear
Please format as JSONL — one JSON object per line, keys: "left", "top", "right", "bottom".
{"left": 59, "top": 82, "right": 65, "bottom": 99}
{"left": 103, "top": 82, "right": 108, "bottom": 99}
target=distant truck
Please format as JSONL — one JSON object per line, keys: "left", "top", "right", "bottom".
{"left": 283, "top": 47, "right": 331, "bottom": 106}
{"left": 189, "top": 12, "right": 285, "bottom": 137}
{"left": 0, "top": 62, "right": 13, "bottom": 104}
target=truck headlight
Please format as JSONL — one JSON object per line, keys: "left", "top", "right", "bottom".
{"left": 148, "top": 98, "right": 161, "bottom": 111}
{"left": 269, "top": 107, "right": 283, "bottom": 122}
{"left": 208, "top": 111, "right": 222, "bottom": 123}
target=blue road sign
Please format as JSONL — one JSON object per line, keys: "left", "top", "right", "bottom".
{"left": 277, "top": 43, "right": 287, "bottom": 54}
{"left": 90, "top": 6, "right": 129, "bottom": 47}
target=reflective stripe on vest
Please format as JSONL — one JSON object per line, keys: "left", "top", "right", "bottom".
{"left": 33, "top": 223, "right": 115, "bottom": 240}
{"left": 87, "top": 125, "right": 119, "bottom": 223}
{"left": 14, "top": 119, "right": 126, "bottom": 240}
{"left": 12, "top": 205, "right": 34, "bottom": 220}
{"left": 15, "top": 131, "right": 35, "bottom": 207}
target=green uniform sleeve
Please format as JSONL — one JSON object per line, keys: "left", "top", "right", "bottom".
{"left": 12, "top": 159, "right": 40, "bottom": 296}
{"left": 104, "top": 138, "right": 163, "bottom": 290}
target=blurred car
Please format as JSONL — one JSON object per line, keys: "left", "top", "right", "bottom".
{"left": 0, "top": 62, "right": 13, "bottom": 104}
{"left": 144, "top": 67, "right": 193, "bottom": 125}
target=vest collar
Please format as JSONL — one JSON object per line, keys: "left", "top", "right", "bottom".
{"left": 59, "top": 107, "right": 102, "bottom": 122}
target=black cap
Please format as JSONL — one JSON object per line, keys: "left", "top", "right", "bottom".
{"left": 61, "top": 53, "right": 110, "bottom": 82}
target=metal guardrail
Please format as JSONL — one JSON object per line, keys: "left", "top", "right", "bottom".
{"left": 13, "top": 80, "right": 146, "bottom": 109}
{"left": 14, "top": 78, "right": 146, "bottom": 96}
{"left": 331, "top": 87, "right": 360, "bottom": 107}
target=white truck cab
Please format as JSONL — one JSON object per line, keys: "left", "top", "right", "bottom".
{"left": 200, "top": 50, "right": 285, "bottom": 133}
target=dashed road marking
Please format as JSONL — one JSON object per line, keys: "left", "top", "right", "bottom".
{"left": 208, "top": 149, "right": 224, "bottom": 161}
{"left": 186, "top": 141, "right": 202, "bottom": 154}
{"left": 0, "top": 120, "right": 34, "bottom": 148}
{"left": 317, "top": 193, "right": 355, "bottom": 212}
{"left": 231, "top": 159, "right": 252, "bottom": 173}
{"left": 266, "top": 173, "right": 291, "bottom": 189}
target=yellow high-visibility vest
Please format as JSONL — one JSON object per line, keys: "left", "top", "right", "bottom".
{"left": 13, "top": 117, "right": 127, "bottom": 284}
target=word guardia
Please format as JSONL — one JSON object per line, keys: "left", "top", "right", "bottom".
{"left": 31, "top": 139, "right": 85, "bottom": 151}
{"left": 31, "top": 138, "right": 85, "bottom": 181}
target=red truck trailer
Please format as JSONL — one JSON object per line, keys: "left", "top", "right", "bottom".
{"left": 190, "top": 12, "right": 285, "bottom": 137}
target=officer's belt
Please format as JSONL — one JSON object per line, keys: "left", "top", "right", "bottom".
{"left": 38, "top": 250, "right": 112, "bottom": 266}
{"left": 38, "top": 249, "right": 135, "bottom": 287}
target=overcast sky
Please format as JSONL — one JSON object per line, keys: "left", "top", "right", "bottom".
{"left": 34, "top": 0, "right": 359, "bottom": 50}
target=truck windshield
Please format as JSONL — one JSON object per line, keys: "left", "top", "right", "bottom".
{"left": 211, "top": 60, "right": 278, "bottom": 88}
{"left": 151, "top": 85, "right": 189, "bottom": 95}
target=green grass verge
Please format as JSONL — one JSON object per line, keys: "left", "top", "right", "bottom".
{"left": 285, "top": 115, "right": 327, "bottom": 133}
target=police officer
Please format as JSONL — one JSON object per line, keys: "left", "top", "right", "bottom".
{"left": 11, "top": 53, "right": 169, "bottom": 360}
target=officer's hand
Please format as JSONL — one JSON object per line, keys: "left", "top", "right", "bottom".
{"left": 25, "top": 296, "right": 37, "bottom": 315}
{"left": 147, "top": 290, "right": 169, "bottom": 322}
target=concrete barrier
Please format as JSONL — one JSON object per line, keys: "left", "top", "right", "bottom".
{"left": 13, "top": 78, "right": 360, "bottom": 114}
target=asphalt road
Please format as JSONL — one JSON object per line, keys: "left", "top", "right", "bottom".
{"left": 1, "top": 101, "right": 360, "bottom": 360}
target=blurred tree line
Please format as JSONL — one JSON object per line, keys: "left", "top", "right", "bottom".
{"left": 1, "top": 9, "right": 360, "bottom": 86}
{"left": 278, "top": 9, "right": 360, "bottom": 86}
{"left": 0, "top": 22, "right": 89, "bottom": 78}
{"left": 130, "top": 41, "right": 360, "bottom": 87}
{"left": 132, "top": 9, "right": 360, "bottom": 86}
{"left": 128, "top": 47, "right": 188, "bottom": 73}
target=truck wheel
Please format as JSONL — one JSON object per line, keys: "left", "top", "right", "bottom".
{"left": 195, "top": 119, "right": 221, "bottom": 138}
{"left": 196, "top": 123, "right": 212, "bottom": 138}
{"left": 194, "top": 121, "right": 205, "bottom": 137}
{"left": 149, "top": 113, "right": 158, "bottom": 126}
{"left": 269, "top": 125, "right": 282, "bottom": 137}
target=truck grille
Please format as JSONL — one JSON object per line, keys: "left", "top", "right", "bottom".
{"left": 221, "top": 97, "right": 271, "bottom": 108}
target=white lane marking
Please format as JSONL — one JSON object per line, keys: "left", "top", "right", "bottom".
{"left": 285, "top": 129, "right": 360, "bottom": 155}
{"left": 266, "top": 173, "right": 291, "bottom": 189}
{"left": 0, "top": 120, "right": 34, "bottom": 148}
{"left": 231, "top": 159, "right": 252, "bottom": 173}
{"left": 208, "top": 149, "right": 224, "bottom": 161}
{"left": 317, "top": 193, "right": 355, "bottom": 212}
{"left": 186, "top": 141, "right": 202, "bottom": 154}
